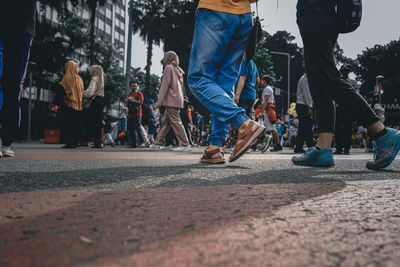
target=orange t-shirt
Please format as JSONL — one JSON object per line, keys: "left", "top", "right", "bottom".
{"left": 198, "top": 0, "right": 256, "bottom": 15}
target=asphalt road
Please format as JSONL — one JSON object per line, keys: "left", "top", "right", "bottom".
{"left": 1, "top": 143, "right": 399, "bottom": 266}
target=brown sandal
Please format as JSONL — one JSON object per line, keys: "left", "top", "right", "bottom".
{"left": 201, "top": 148, "right": 225, "bottom": 164}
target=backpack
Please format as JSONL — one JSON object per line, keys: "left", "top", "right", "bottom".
{"left": 127, "top": 101, "right": 139, "bottom": 115}
{"left": 336, "top": 0, "right": 362, "bottom": 34}
{"left": 141, "top": 103, "right": 151, "bottom": 125}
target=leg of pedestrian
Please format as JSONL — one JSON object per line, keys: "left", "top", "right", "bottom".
{"left": 0, "top": 32, "right": 33, "bottom": 157}
{"left": 188, "top": 6, "right": 264, "bottom": 163}
{"left": 293, "top": 3, "right": 400, "bottom": 169}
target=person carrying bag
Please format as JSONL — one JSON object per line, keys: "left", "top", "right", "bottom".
{"left": 83, "top": 65, "right": 105, "bottom": 148}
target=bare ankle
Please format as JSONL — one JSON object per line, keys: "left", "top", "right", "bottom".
{"left": 207, "top": 145, "right": 221, "bottom": 151}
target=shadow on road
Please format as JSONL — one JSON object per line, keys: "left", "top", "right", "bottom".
{"left": 0, "top": 163, "right": 354, "bottom": 194}
{"left": 1, "top": 161, "right": 398, "bottom": 194}
{"left": 0, "top": 180, "right": 346, "bottom": 266}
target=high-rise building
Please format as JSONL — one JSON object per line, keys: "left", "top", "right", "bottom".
{"left": 39, "top": 0, "right": 127, "bottom": 70}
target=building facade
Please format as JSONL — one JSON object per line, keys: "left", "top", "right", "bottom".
{"left": 40, "top": 0, "right": 127, "bottom": 70}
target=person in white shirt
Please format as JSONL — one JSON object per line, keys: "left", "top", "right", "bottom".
{"left": 370, "top": 94, "right": 385, "bottom": 124}
{"left": 261, "top": 75, "right": 282, "bottom": 152}
{"left": 295, "top": 73, "right": 314, "bottom": 153}
{"left": 335, "top": 65, "right": 356, "bottom": 155}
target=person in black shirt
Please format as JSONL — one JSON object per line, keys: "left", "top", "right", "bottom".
{"left": 293, "top": 0, "right": 400, "bottom": 170}
{"left": 0, "top": 0, "right": 36, "bottom": 157}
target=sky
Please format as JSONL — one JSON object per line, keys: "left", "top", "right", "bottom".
{"left": 130, "top": 0, "right": 400, "bottom": 77}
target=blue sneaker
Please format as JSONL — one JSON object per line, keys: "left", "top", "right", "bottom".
{"left": 292, "top": 146, "right": 334, "bottom": 167}
{"left": 366, "top": 128, "right": 400, "bottom": 170}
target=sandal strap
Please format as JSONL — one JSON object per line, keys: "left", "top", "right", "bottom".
{"left": 202, "top": 148, "right": 224, "bottom": 159}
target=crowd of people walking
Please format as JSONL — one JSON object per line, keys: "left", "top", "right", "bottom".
{"left": 1, "top": 0, "right": 400, "bottom": 171}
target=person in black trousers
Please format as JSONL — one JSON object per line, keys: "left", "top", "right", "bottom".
{"left": 83, "top": 65, "right": 105, "bottom": 148}
{"left": 334, "top": 64, "right": 357, "bottom": 155}
{"left": 293, "top": 0, "right": 400, "bottom": 169}
{"left": 294, "top": 73, "right": 314, "bottom": 153}
{"left": 0, "top": 0, "right": 36, "bottom": 157}
{"left": 58, "top": 60, "right": 84, "bottom": 148}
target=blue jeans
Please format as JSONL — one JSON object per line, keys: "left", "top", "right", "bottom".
{"left": 188, "top": 9, "right": 252, "bottom": 147}
{"left": 0, "top": 31, "right": 33, "bottom": 146}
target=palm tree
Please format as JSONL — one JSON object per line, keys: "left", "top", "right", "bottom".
{"left": 82, "top": 0, "right": 120, "bottom": 65}
{"left": 132, "top": 0, "right": 165, "bottom": 94}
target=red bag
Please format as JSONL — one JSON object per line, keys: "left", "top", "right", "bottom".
{"left": 117, "top": 130, "right": 127, "bottom": 139}
{"left": 266, "top": 103, "right": 277, "bottom": 123}
{"left": 254, "top": 104, "right": 263, "bottom": 119}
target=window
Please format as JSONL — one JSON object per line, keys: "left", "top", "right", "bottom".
{"left": 106, "top": 8, "right": 111, "bottom": 18}
{"left": 83, "top": 9, "right": 90, "bottom": 20}
{"left": 99, "top": 20, "right": 104, "bottom": 30}
{"left": 45, "top": 8, "right": 52, "bottom": 20}
{"left": 106, "top": 24, "right": 111, "bottom": 34}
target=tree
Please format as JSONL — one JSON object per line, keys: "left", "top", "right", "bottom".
{"left": 355, "top": 39, "right": 400, "bottom": 101}
{"left": 129, "top": 67, "right": 161, "bottom": 100}
{"left": 31, "top": 11, "right": 90, "bottom": 94}
{"left": 262, "top": 30, "right": 305, "bottom": 114}
{"left": 81, "top": 0, "right": 120, "bottom": 65}
{"left": 333, "top": 43, "right": 357, "bottom": 69}
{"left": 132, "top": 0, "right": 165, "bottom": 95}
{"left": 253, "top": 33, "right": 275, "bottom": 80}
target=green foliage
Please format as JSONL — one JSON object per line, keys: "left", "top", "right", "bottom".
{"left": 333, "top": 43, "right": 357, "bottom": 69}
{"left": 132, "top": 0, "right": 165, "bottom": 95}
{"left": 261, "top": 30, "right": 305, "bottom": 113}
{"left": 355, "top": 39, "right": 400, "bottom": 100}
{"left": 31, "top": 5, "right": 135, "bottom": 108}
{"left": 31, "top": 12, "right": 90, "bottom": 90}
{"left": 80, "top": 0, "right": 120, "bottom": 65}
{"left": 253, "top": 34, "right": 275, "bottom": 81}
{"left": 129, "top": 67, "right": 161, "bottom": 100}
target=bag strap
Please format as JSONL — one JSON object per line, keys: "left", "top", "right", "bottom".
{"left": 256, "top": 0, "right": 259, "bottom": 18}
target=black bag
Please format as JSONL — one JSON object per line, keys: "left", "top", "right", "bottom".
{"left": 336, "top": 0, "right": 362, "bottom": 34}
{"left": 127, "top": 101, "right": 139, "bottom": 115}
{"left": 245, "top": 0, "right": 262, "bottom": 64}
{"left": 141, "top": 103, "right": 151, "bottom": 125}
{"left": 52, "top": 84, "right": 66, "bottom": 107}
{"left": 83, "top": 96, "right": 96, "bottom": 110}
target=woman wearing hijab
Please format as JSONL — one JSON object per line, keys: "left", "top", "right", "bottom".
{"left": 150, "top": 51, "right": 190, "bottom": 151}
{"left": 83, "top": 65, "right": 105, "bottom": 148}
{"left": 59, "top": 60, "right": 84, "bottom": 148}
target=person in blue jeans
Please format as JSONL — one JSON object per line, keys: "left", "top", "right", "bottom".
{"left": 293, "top": 0, "right": 400, "bottom": 169}
{"left": 188, "top": 1, "right": 265, "bottom": 164}
{"left": 0, "top": 0, "right": 36, "bottom": 158}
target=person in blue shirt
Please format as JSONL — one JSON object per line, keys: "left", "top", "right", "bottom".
{"left": 234, "top": 57, "right": 260, "bottom": 118}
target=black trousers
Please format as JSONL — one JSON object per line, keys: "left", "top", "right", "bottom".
{"left": 62, "top": 106, "right": 80, "bottom": 146}
{"left": 127, "top": 116, "right": 143, "bottom": 147}
{"left": 295, "top": 103, "right": 314, "bottom": 149}
{"left": 238, "top": 98, "right": 254, "bottom": 119}
{"left": 335, "top": 105, "right": 353, "bottom": 152}
{"left": 298, "top": 14, "right": 378, "bottom": 133}
{"left": 0, "top": 31, "right": 33, "bottom": 146}
{"left": 86, "top": 97, "right": 104, "bottom": 145}
{"left": 183, "top": 120, "right": 193, "bottom": 145}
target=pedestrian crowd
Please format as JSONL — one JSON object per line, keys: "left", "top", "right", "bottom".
{"left": 1, "top": 0, "right": 400, "bottom": 171}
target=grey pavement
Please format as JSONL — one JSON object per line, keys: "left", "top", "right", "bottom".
{"left": 0, "top": 143, "right": 399, "bottom": 266}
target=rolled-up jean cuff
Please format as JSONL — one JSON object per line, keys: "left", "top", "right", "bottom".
{"left": 209, "top": 138, "right": 224, "bottom": 147}
{"left": 232, "top": 114, "right": 249, "bottom": 129}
